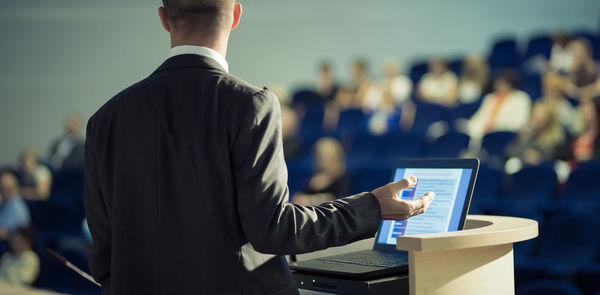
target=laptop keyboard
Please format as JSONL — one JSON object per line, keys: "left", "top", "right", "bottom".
{"left": 317, "top": 251, "right": 408, "bottom": 268}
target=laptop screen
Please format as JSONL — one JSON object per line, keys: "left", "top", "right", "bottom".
{"left": 376, "top": 167, "right": 473, "bottom": 246}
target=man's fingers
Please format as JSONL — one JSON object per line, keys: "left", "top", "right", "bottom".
{"left": 389, "top": 176, "right": 418, "bottom": 193}
{"left": 410, "top": 192, "right": 435, "bottom": 217}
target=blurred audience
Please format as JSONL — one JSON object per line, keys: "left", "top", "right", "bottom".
{"left": 47, "top": 113, "right": 84, "bottom": 172}
{"left": 315, "top": 61, "right": 339, "bottom": 103}
{"left": 16, "top": 149, "right": 52, "bottom": 201}
{"left": 506, "top": 102, "right": 565, "bottom": 165}
{"left": 556, "top": 96, "right": 600, "bottom": 162}
{"left": 364, "top": 58, "right": 415, "bottom": 134}
{"left": 326, "top": 59, "right": 373, "bottom": 128}
{"left": 0, "top": 227, "right": 39, "bottom": 285}
{"left": 548, "top": 31, "right": 572, "bottom": 74}
{"left": 292, "top": 138, "right": 350, "bottom": 206}
{"left": 458, "top": 54, "right": 489, "bottom": 104}
{"left": 540, "top": 72, "right": 581, "bottom": 134}
{"left": 281, "top": 106, "right": 303, "bottom": 160}
{"left": 0, "top": 172, "right": 30, "bottom": 240}
{"left": 363, "top": 58, "right": 413, "bottom": 111}
{"left": 466, "top": 69, "right": 531, "bottom": 141}
{"left": 564, "top": 38, "right": 600, "bottom": 100}
{"left": 333, "top": 59, "right": 373, "bottom": 109}
{"left": 417, "top": 57, "right": 458, "bottom": 107}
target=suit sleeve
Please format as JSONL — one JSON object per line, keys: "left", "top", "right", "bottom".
{"left": 84, "top": 118, "right": 111, "bottom": 288}
{"left": 232, "top": 90, "right": 381, "bottom": 255}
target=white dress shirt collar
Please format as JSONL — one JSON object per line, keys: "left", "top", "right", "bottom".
{"left": 170, "top": 45, "right": 229, "bottom": 73}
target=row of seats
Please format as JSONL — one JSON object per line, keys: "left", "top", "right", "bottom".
{"left": 409, "top": 31, "right": 600, "bottom": 84}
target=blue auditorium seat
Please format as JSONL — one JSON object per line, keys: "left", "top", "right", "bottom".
{"left": 353, "top": 166, "right": 395, "bottom": 194}
{"left": 409, "top": 60, "right": 429, "bottom": 84}
{"left": 375, "top": 132, "right": 425, "bottom": 159}
{"left": 447, "top": 101, "right": 481, "bottom": 127}
{"left": 538, "top": 214, "right": 600, "bottom": 265}
{"left": 522, "top": 73, "right": 542, "bottom": 100}
{"left": 469, "top": 165, "right": 502, "bottom": 213}
{"left": 51, "top": 168, "right": 84, "bottom": 194}
{"left": 500, "top": 165, "right": 557, "bottom": 210}
{"left": 27, "top": 192, "right": 85, "bottom": 238}
{"left": 426, "top": 132, "right": 470, "bottom": 157}
{"left": 488, "top": 37, "right": 521, "bottom": 72}
{"left": 448, "top": 57, "right": 463, "bottom": 77}
{"left": 557, "top": 163, "right": 600, "bottom": 210}
{"left": 517, "top": 280, "right": 583, "bottom": 295}
{"left": 335, "top": 108, "right": 365, "bottom": 140}
{"left": 575, "top": 263, "right": 600, "bottom": 295}
{"left": 481, "top": 131, "right": 517, "bottom": 158}
{"left": 297, "top": 103, "right": 325, "bottom": 146}
{"left": 348, "top": 133, "right": 379, "bottom": 160}
{"left": 411, "top": 102, "right": 447, "bottom": 134}
{"left": 292, "top": 89, "right": 322, "bottom": 106}
{"left": 517, "top": 213, "right": 600, "bottom": 281}
{"left": 524, "top": 34, "right": 552, "bottom": 60}
{"left": 286, "top": 158, "right": 313, "bottom": 198}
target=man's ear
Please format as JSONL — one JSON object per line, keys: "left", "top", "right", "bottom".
{"left": 231, "top": 2, "right": 242, "bottom": 31}
{"left": 158, "top": 6, "right": 171, "bottom": 33}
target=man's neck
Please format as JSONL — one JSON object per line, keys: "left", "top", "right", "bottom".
{"left": 170, "top": 34, "right": 228, "bottom": 58}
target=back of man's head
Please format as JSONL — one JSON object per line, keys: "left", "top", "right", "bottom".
{"left": 162, "top": 0, "right": 235, "bottom": 37}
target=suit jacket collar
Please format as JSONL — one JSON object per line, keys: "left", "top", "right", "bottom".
{"left": 153, "top": 54, "right": 227, "bottom": 75}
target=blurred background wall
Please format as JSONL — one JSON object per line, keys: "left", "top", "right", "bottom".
{"left": 0, "top": 0, "right": 599, "bottom": 164}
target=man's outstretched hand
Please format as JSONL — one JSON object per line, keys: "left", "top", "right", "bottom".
{"left": 371, "top": 176, "right": 434, "bottom": 220}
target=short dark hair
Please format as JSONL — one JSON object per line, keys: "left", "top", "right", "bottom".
{"left": 493, "top": 68, "right": 520, "bottom": 89}
{"left": 162, "top": 0, "right": 234, "bottom": 36}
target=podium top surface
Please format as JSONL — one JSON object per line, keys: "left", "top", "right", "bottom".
{"left": 396, "top": 215, "right": 538, "bottom": 252}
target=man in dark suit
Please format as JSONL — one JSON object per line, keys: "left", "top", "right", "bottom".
{"left": 84, "top": 1, "right": 434, "bottom": 294}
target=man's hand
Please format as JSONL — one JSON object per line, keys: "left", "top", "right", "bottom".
{"left": 372, "top": 176, "right": 434, "bottom": 220}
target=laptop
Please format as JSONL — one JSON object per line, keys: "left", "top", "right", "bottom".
{"left": 289, "top": 158, "right": 479, "bottom": 280}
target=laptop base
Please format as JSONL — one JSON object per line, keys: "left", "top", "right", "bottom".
{"left": 293, "top": 271, "right": 409, "bottom": 295}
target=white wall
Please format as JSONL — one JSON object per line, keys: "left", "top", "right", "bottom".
{"left": 0, "top": 0, "right": 599, "bottom": 164}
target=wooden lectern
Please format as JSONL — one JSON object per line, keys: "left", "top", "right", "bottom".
{"left": 396, "top": 215, "right": 538, "bottom": 295}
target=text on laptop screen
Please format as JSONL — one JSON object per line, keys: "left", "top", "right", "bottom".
{"left": 377, "top": 168, "right": 473, "bottom": 245}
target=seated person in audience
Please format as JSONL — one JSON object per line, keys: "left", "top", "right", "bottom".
{"left": 364, "top": 58, "right": 415, "bottom": 134}
{"left": 540, "top": 72, "right": 581, "bottom": 134}
{"left": 0, "top": 172, "right": 31, "bottom": 240}
{"left": 506, "top": 102, "right": 565, "bottom": 165}
{"left": 417, "top": 57, "right": 458, "bottom": 107}
{"left": 466, "top": 69, "right": 532, "bottom": 141}
{"left": 326, "top": 59, "right": 374, "bottom": 128}
{"left": 458, "top": 54, "right": 489, "bottom": 104}
{"left": 563, "top": 38, "right": 600, "bottom": 100}
{"left": 16, "top": 149, "right": 51, "bottom": 201}
{"left": 315, "top": 61, "right": 339, "bottom": 103}
{"left": 548, "top": 31, "right": 572, "bottom": 74}
{"left": 47, "top": 112, "right": 84, "bottom": 172}
{"left": 292, "top": 138, "right": 350, "bottom": 206}
{"left": 556, "top": 96, "right": 600, "bottom": 162}
{"left": 333, "top": 59, "right": 373, "bottom": 109}
{"left": 0, "top": 227, "right": 39, "bottom": 285}
{"left": 281, "top": 106, "right": 303, "bottom": 160}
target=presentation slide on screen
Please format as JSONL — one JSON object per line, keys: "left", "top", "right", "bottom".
{"left": 378, "top": 168, "right": 472, "bottom": 245}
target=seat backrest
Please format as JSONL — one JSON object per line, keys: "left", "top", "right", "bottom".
{"left": 518, "top": 279, "right": 583, "bottom": 295}
{"left": 504, "top": 165, "right": 557, "bottom": 200}
{"left": 481, "top": 131, "right": 517, "bottom": 157}
{"left": 427, "top": 132, "right": 470, "bottom": 157}
{"left": 560, "top": 165, "right": 600, "bottom": 200}
{"left": 537, "top": 213, "right": 600, "bottom": 264}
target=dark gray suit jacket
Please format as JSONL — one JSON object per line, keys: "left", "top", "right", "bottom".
{"left": 84, "top": 54, "right": 381, "bottom": 295}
